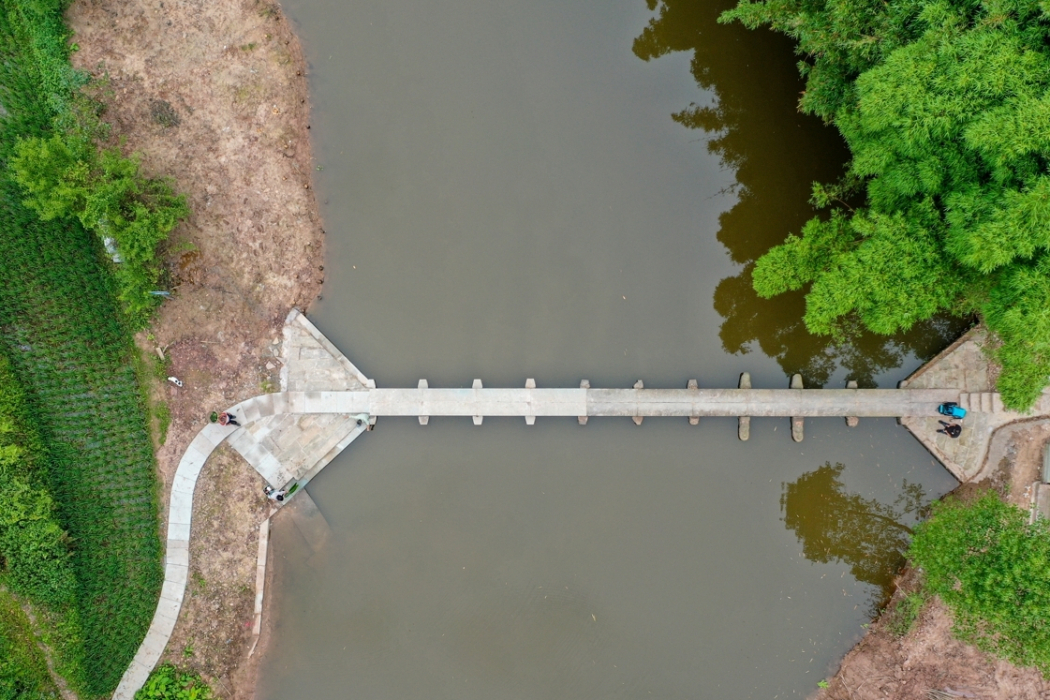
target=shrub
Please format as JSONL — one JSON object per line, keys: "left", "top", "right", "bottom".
{"left": 11, "top": 135, "right": 189, "bottom": 328}
{"left": 909, "top": 492, "right": 1050, "bottom": 673}
{"left": 0, "top": 357, "right": 76, "bottom": 608}
{"left": 135, "top": 665, "right": 213, "bottom": 700}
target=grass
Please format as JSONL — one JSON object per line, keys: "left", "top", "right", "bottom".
{"left": 0, "top": 208, "right": 164, "bottom": 694}
{"left": 154, "top": 400, "right": 171, "bottom": 446}
{"left": 0, "top": 1, "right": 163, "bottom": 693}
{"left": 0, "top": 587, "right": 59, "bottom": 699}
{"left": 886, "top": 591, "right": 926, "bottom": 638}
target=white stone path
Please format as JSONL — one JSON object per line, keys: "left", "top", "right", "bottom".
{"left": 112, "top": 311, "right": 1026, "bottom": 699}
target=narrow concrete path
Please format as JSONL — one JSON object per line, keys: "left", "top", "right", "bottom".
{"left": 111, "top": 421, "right": 238, "bottom": 700}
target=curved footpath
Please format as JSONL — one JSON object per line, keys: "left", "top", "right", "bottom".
{"left": 112, "top": 316, "right": 1049, "bottom": 699}
{"left": 113, "top": 420, "right": 237, "bottom": 698}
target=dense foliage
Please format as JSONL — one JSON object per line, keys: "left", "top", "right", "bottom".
{"left": 633, "top": 0, "right": 970, "bottom": 389}
{"left": 0, "top": 355, "right": 76, "bottom": 608}
{"left": 12, "top": 136, "right": 187, "bottom": 326}
{"left": 722, "top": 0, "right": 1050, "bottom": 409}
{"left": 134, "top": 665, "right": 214, "bottom": 700}
{"left": 0, "top": 588, "right": 58, "bottom": 700}
{"left": 0, "top": 0, "right": 164, "bottom": 693}
{"left": 910, "top": 492, "right": 1050, "bottom": 673}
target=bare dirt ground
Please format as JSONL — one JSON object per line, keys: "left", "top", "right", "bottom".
{"left": 814, "top": 589, "right": 1050, "bottom": 700}
{"left": 814, "top": 425, "right": 1050, "bottom": 700}
{"left": 159, "top": 447, "right": 272, "bottom": 696}
{"left": 65, "top": 0, "right": 322, "bottom": 696}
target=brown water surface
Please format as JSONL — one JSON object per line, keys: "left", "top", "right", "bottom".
{"left": 258, "top": 0, "right": 961, "bottom": 697}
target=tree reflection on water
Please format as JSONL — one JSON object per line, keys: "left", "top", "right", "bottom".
{"left": 782, "top": 463, "right": 928, "bottom": 613}
{"left": 633, "top": 0, "right": 967, "bottom": 386}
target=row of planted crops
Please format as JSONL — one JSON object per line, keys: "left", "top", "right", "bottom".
{"left": 0, "top": 0, "right": 188, "bottom": 697}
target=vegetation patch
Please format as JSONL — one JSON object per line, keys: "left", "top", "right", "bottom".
{"left": 910, "top": 492, "right": 1050, "bottom": 673}
{"left": 886, "top": 590, "right": 926, "bottom": 638}
{"left": 720, "top": 0, "right": 1050, "bottom": 409}
{"left": 0, "top": 587, "right": 58, "bottom": 700}
{"left": 134, "top": 664, "right": 214, "bottom": 700}
{"left": 0, "top": 0, "right": 180, "bottom": 693}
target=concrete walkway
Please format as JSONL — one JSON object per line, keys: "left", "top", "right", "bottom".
{"left": 113, "top": 311, "right": 1042, "bottom": 699}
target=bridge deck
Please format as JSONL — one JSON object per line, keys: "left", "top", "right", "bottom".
{"left": 287, "top": 387, "right": 962, "bottom": 418}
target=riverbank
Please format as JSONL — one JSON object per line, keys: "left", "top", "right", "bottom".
{"left": 65, "top": 0, "right": 323, "bottom": 695}
{"left": 814, "top": 350, "right": 1050, "bottom": 699}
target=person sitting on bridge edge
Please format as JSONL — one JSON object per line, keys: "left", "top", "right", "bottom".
{"left": 264, "top": 485, "right": 287, "bottom": 502}
{"left": 218, "top": 411, "right": 240, "bottom": 426}
{"left": 936, "top": 420, "right": 961, "bottom": 438}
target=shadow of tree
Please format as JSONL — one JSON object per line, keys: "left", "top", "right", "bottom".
{"left": 634, "top": 0, "right": 968, "bottom": 386}
{"left": 782, "top": 462, "right": 929, "bottom": 613}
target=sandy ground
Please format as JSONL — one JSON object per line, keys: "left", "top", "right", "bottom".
{"left": 814, "top": 424, "right": 1050, "bottom": 700}
{"left": 64, "top": 0, "right": 322, "bottom": 696}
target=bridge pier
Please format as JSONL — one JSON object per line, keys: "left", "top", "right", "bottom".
{"left": 633, "top": 380, "right": 644, "bottom": 425}
{"left": 418, "top": 379, "right": 429, "bottom": 425}
{"left": 738, "top": 372, "right": 751, "bottom": 441}
{"left": 688, "top": 379, "right": 699, "bottom": 425}
{"left": 791, "top": 374, "right": 804, "bottom": 442}
{"left": 846, "top": 380, "right": 859, "bottom": 427}
{"left": 578, "top": 380, "right": 590, "bottom": 425}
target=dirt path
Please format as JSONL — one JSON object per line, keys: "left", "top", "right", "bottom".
{"left": 65, "top": 0, "right": 323, "bottom": 696}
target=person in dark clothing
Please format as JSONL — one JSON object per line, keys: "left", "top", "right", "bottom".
{"left": 218, "top": 411, "right": 240, "bottom": 426}
{"left": 937, "top": 420, "right": 961, "bottom": 438}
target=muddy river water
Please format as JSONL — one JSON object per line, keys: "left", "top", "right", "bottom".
{"left": 257, "top": 0, "right": 961, "bottom": 697}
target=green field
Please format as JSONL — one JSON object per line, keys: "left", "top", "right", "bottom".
{"left": 0, "top": 0, "right": 164, "bottom": 695}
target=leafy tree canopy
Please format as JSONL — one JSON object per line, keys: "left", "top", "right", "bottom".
{"left": 722, "top": 0, "right": 1050, "bottom": 409}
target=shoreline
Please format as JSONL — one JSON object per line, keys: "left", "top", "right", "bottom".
{"left": 66, "top": 0, "right": 325, "bottom": 695}
{"left": 63, "top": 0, "right": 1050, "bottom": 697}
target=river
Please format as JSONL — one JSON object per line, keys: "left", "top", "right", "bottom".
{"left": 256, "top": 0, "right": 961, "bottom": 697}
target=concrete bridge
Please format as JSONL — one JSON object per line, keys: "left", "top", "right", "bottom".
{"left": 112, "top": 311, "right": 1035, "bottom": 699}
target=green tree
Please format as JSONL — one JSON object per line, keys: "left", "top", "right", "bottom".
{"left": 721, "top": 0, "right": 1050, "bottom": 409}
{"left": 910, "top": 492, "right": 1050, "bottom": 673}
{"left": 634, "top": 0, "right": 968, "bottom": 388}
{"left": 11, "top": 134, "right": 188, "bottom": 326}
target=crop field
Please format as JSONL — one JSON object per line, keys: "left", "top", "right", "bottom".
{"left": 0, "top": 189, "right": 163, "bottom": 694}
{"left": 0, "top": 2, "right": 163, "bottom": 695}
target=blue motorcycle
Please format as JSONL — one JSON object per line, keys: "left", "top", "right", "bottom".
{"left": 938, "top": 402, "right": 967, "bottom": 419}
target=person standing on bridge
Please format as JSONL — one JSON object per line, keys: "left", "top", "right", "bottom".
{"left": 937, "top": 420, "right": 961, "bottom": 438}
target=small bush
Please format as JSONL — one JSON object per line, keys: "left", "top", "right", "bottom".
{"left": 135, "top": 664, "right": 213, "bottom": 700}
{"left": 149, "top": 100, "right": 180, "bottom": 128}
